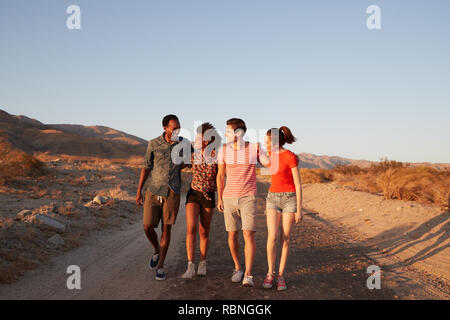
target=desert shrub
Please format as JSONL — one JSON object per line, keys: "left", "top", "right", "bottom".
{"left": 377, "top": 166, "right": 449, "bottom": 206}
{"left": 300, "top": 159, "right": 449, "bottom": 207}
{"left": 335, "top": 173, "right": 382, "bottom": 194}
{"left": 333, "top": 164, "right": 364, "bottom": 175}
{"left": 0, "top": 139, "right": 45, "bottom": 183}
{"left": 300, "top": 168, "right": 333, "bottom": 184}
{"left": 368, "top": 158, "right": 407, "bottom": 175}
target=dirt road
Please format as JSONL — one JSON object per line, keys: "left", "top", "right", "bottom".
{"left": 2, "top": 191, "right": 448, "bottom": 300}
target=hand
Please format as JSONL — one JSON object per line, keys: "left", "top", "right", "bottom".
{"left": 136, "top": 191, "right": 143, "bottom": 206}
{"left": 217, "top": 198, "right": 224, "bottom": 212}
{"left": 295, "top": 207, "right": 303, "bottom": 224}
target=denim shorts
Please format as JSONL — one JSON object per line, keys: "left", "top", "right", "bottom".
{"left": 266, "top": 192, "right": 297, "bottom": 213}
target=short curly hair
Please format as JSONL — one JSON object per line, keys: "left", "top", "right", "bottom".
{"left": 196, "top": 122, "right": 221, "bottom": 145}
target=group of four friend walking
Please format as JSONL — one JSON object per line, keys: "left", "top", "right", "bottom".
{"left": 136, "top": 115, "right": 303, "bottom": 291}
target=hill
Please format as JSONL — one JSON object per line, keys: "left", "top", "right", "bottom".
{"left": 0, "top": 109, "right": 147, "bottom": 159}
{"left": 1, "top": 109, "right": 448, "bottom": 169}
{"left": 47, "top": 124, "right": 146, "bottom": 146}
{"left": 298, "top": 153, "right": 373, "bottom": 169}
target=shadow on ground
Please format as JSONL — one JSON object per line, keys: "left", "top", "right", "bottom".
{"left": 156, "top": 184, "right": 397, "bottom": 300}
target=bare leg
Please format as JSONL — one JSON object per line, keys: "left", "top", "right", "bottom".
{"left": 198, "top": 207, "right": 214, "bottom": 261}
{"left": 266, "top": 209, "right": 281, "bottom": 274}
{"left": 156, "top": 224, "right": 172, "bottom": 269}
{"left": 185, "top": 203, "right": 200, "bottom": 262}
{"left": 243, "top": 230, "right": 256, "bottom": 277}
{"left": 279, "top": 212, "right": 295, "bottom": 276}
{"left": 228, "top": 231, "right": 240, "bottom": 270}
{"left": 143, "top": 224, "right": 160, "bottom": 254}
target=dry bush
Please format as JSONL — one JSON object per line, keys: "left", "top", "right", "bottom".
{"left": 368, "top": 159, "right": 407, "bottom": 174}
{"left": 0, "top": 139, "right": 45, "bottom": 184}
{"left": 334, "top": 173, "right": 381, "bottom": 194}
{"left": 301, "top": 159, "right": 450, "bottom": 208}
{"left": 300, "top": 168, "right": 333, "bottom": 184}
{"left": 377, "top": 166, "right": 450, "bottom": 206}
{"left": 333, "top": 164, "right": 364, "bottom": 175}
{"left": 108, "top": 185, "right": 124, "bottom": 199}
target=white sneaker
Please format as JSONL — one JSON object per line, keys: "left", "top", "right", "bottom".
{"left": 197, "top": 260, "right": 207, "bottom": 276}
{"left": 242, "top": 275, "right": 254, "bottom": 287}
{"left": 231, "top": 269, "right": 244, "bottom": 283}
{"left": 182, "top": 262, "right": 196, "bottom": 279}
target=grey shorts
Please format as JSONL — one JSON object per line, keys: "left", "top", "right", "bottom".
{"left": 223, "top": 195, "right": 257, "bottom": 232}
{"left": 266, "top": 192, "right": 297, "bottom": 213}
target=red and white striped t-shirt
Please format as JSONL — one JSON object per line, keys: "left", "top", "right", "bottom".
{"left": 218, "top": 142, "right": 257, "bottom": 198}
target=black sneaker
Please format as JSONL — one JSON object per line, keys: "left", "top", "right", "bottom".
{"left": 149, "top": 253, "right": 159, "bottom": 269}
{"left": 155, "top": 268, "right": 166, "bottom": 281}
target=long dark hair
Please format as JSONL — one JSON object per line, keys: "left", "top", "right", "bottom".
{"left": 266, "top": 126, "right": 296, "bottom": 147}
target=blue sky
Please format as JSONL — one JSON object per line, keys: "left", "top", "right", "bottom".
{"left": 1, "top": 0, "right": 449, "bottom": 163}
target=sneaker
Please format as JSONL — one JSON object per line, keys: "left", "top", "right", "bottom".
{"left": 263, "top": 273, "right": 275, "bottom": 289}
{"left": 231, "top": 269, "right": 244, "bottom": 283}
{"left": 155, "top": 268, "right": 166, "bottom": 281}
{"left": 277, "top": 276, "right": 287, "bottom": 291}
{"left": 242, "top": 275, "right": 254, "bottom": 287}
{"left": 182, "top": 262, "right": 196, "bottom": 279}
{"left": 149, "top": 253, "right": 159, "bottom": 269}
{"left": 197, "top": 260, "right": 207, "bottom": 276}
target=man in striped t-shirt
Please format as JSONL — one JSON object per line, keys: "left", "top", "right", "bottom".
{"left": 217, "top": 118, "right": 259, "bottom": 287}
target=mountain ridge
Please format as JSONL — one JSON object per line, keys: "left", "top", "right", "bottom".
{"left": 1, "top": 109, "right": 448, "bottom": 169}
{"left": 1, "top": 109, "right": 147, "bottom": 159}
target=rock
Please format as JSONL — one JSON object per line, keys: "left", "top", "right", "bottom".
{"left": 93, "top": 195, "right": 106, "bottom": 205}
{"left": 84, "top": 201, "right": 94, "bottom": 208}
{"left": 358, "top": 208, "right": 363, "bottom": 212}
{"left": 48, "top": 234, "right": 65, "bottom": 247}
{"left": 15, "top": 209, "right": 32, "bottom": 221}
{"left": 396, "top": 206, "right": 402, "bottom": 211}
{"left": 26, "top": 214, "right": 66, "bottom": 232}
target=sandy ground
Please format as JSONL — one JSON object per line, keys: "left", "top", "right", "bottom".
{"left": 0, "top": 158, "right": 144, "bottom": 283}
{"left": 302, "top": 183, "right": 449, "bottom": 285}
{"left": 1, "top": 186, "right": 448, "bottom": 299}
{"left": 0, "top": 160, "right": 448, "bottom": 299}
{"left": 0, "top": 208, "right": 182, "bottom": 299}
{"left": 0, "top": 194, "right": 396, "bottom": 300}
